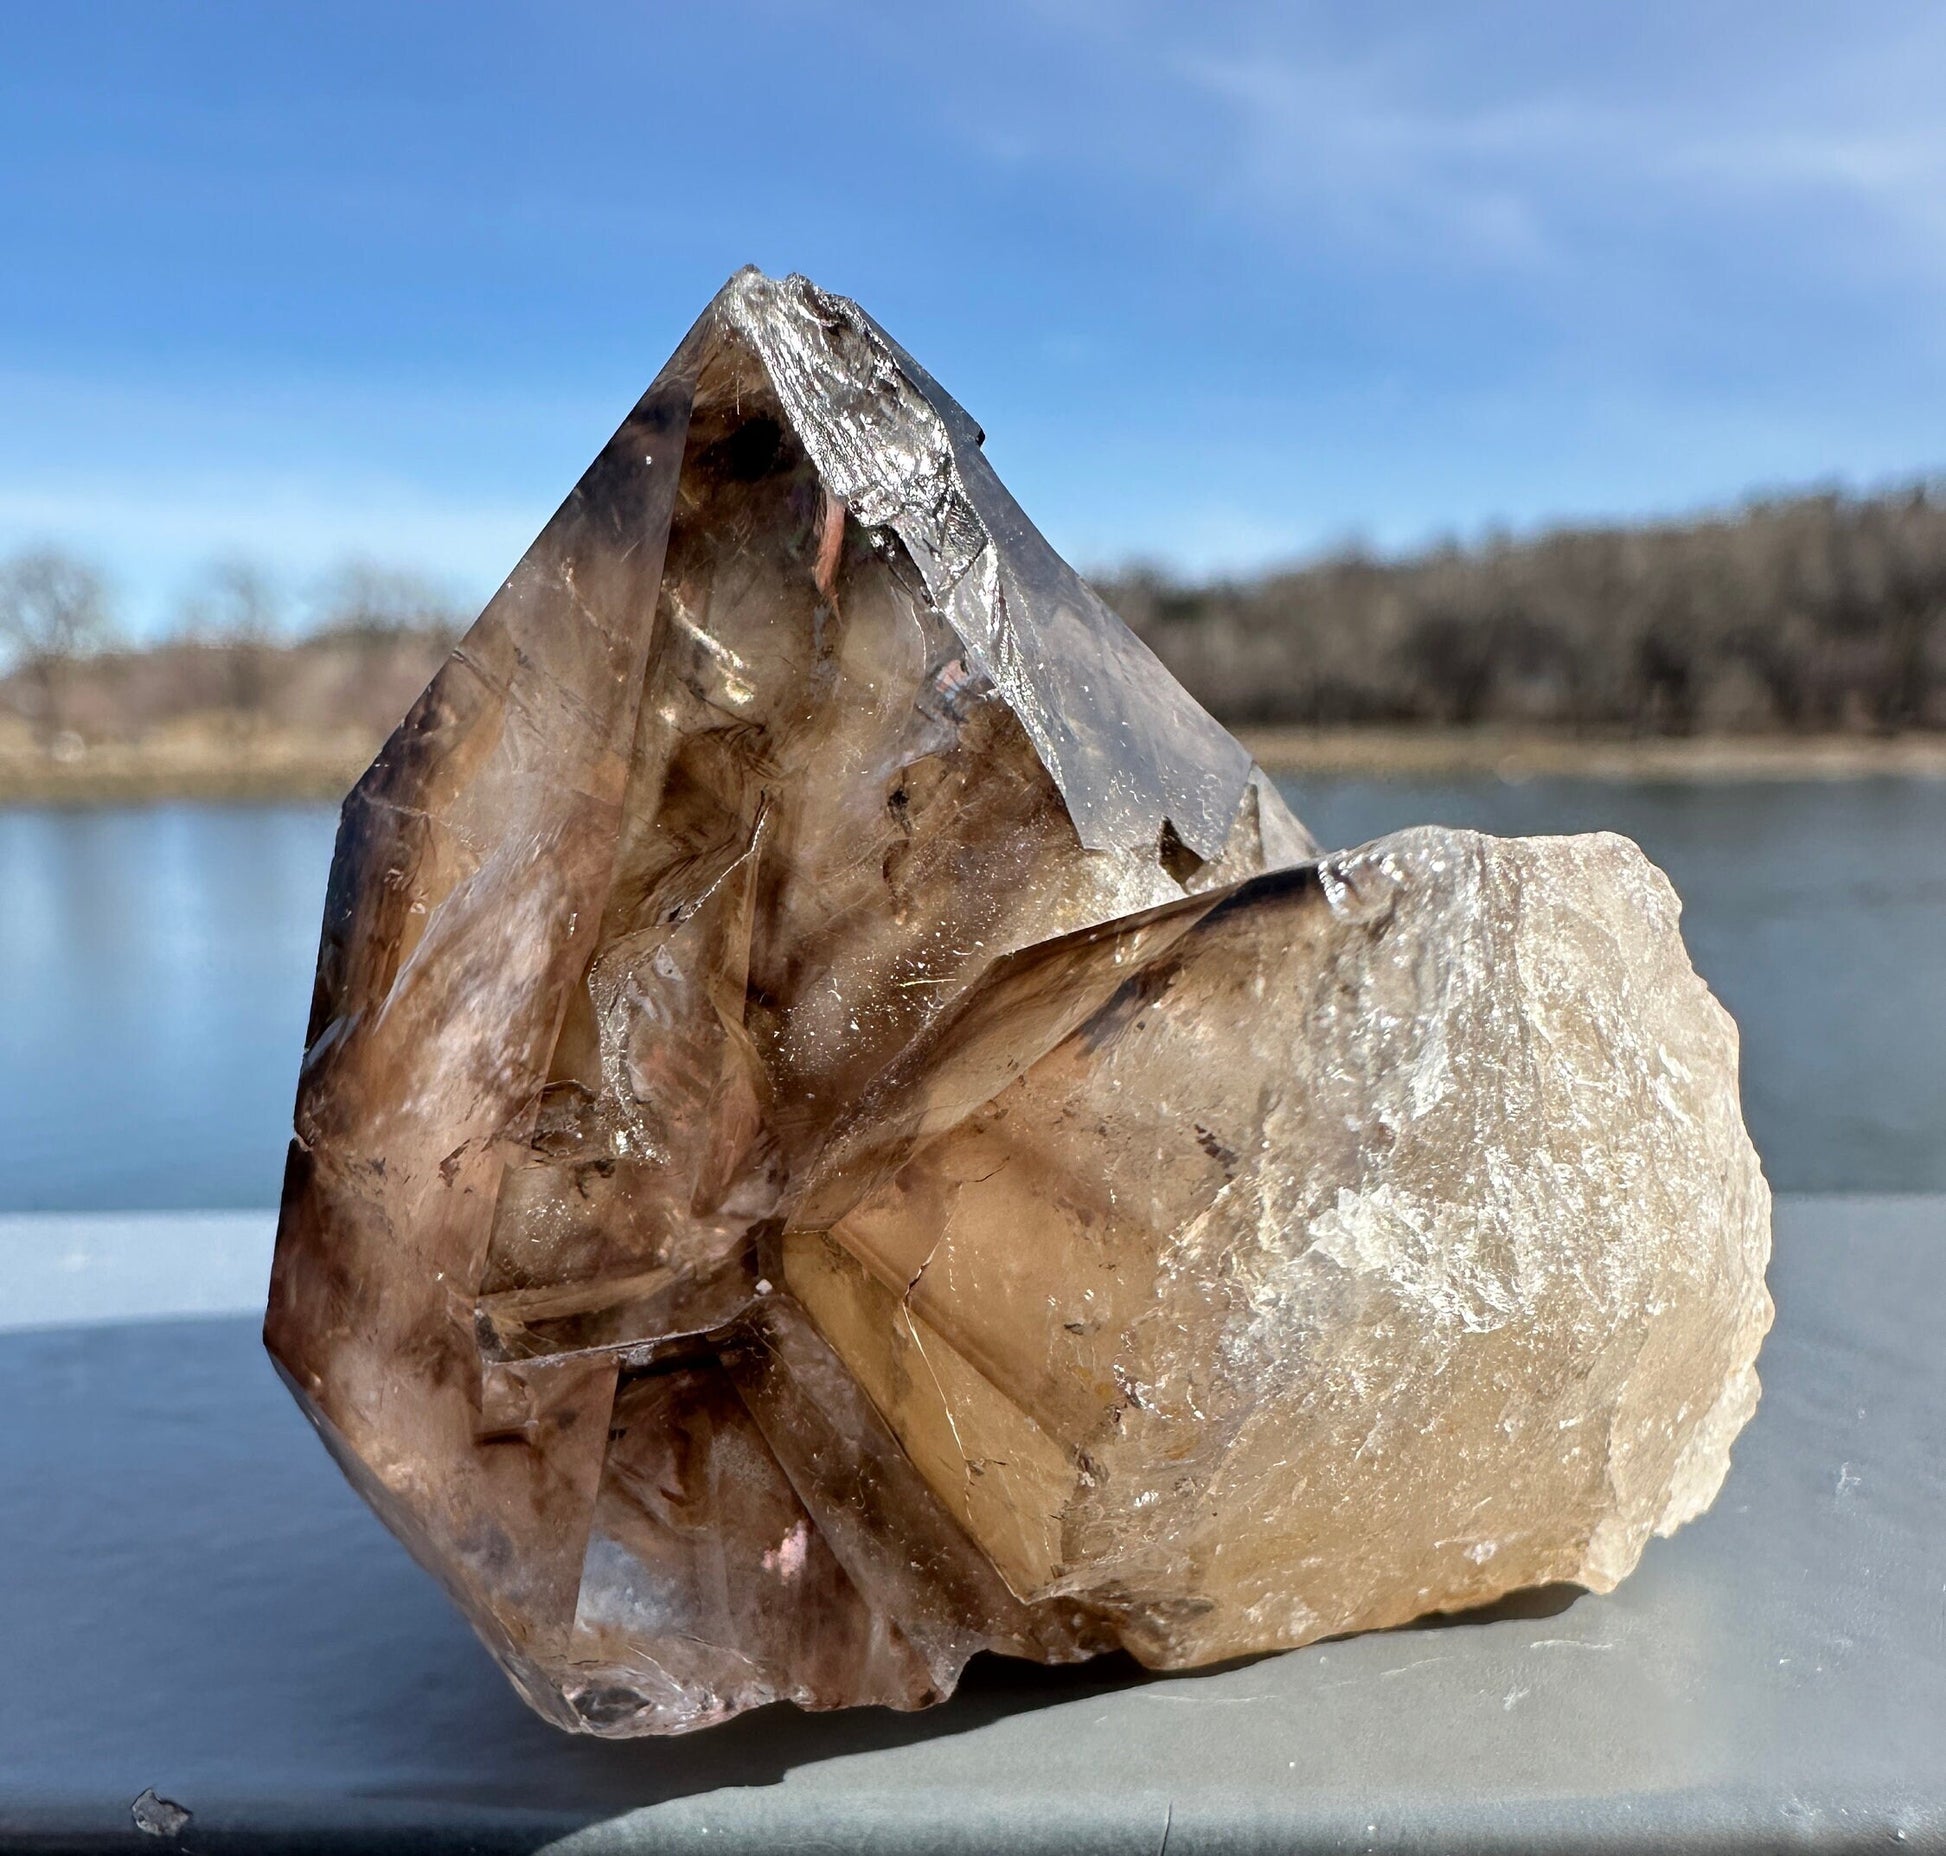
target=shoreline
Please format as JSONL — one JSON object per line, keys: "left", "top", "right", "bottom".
{"left": 3, "top": 723, "right": 1945, "bottom": 806}
{"left": 1239, "top": 726, "right": 1946, "bottom": 782}
{"left": 0, "top": 726, "right": 376, "bottom": 806}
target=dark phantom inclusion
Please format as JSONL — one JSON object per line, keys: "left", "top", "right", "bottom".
{"left": 267, "top": 270, "right": 1771, "bottom": 1735}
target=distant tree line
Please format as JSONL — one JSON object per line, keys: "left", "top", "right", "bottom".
{"left": 8, "top": 482, "right": 1946, "bottom": 745}
{"left": 1102, "top": 483, "right": 1946, "bottom": 732}
{"left": 0, "top": 551, "right": 465, "bottom": 745}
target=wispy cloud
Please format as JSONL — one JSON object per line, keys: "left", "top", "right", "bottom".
{"left": 1180, "top": 54, "right": 1571, "bottom": 267}
{"left": 980, "top": 0, "right": 1946, "bottom": 292}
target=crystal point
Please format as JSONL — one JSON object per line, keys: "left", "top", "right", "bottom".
{"left": 268, "top": 271, "right": 1770, "bottom": 1734}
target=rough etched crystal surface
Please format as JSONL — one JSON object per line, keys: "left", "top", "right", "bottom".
{"left": 267, "top": 269, "right": 1772, "bottom": 1735}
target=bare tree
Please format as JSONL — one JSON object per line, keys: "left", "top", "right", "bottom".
{"left": 178, "top": 557, "right": 284, "bottom": 726}
{"left": 311, "top": 560, "right": 466, "bottom": 643}
{"left": 0, "top": 547, "right": 116, "bottom": 746}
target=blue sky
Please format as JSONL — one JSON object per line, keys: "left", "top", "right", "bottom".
{"left": 4, "top": 0, "right": 1946, "bottom": 638}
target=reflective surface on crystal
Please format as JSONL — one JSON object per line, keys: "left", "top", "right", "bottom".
{"left": 267, "top": 270, "right": 1769, "bottom": 1735}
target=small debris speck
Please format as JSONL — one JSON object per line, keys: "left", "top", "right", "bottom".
{"left": 131, "top": 1789, "right": 191, "bottom": 1838}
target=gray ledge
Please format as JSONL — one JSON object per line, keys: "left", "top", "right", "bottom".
{"left": 1, "top": 1195, "right": 1940, "bottom": 1853}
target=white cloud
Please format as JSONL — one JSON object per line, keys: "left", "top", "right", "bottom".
{"left": 983, "top": 0, "right": 1946, "bottom": 294}
{"left": 1181, "top": 52, "right": 1570, "bottom": 265}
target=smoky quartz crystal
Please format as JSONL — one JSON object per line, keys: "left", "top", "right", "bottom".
{"left": 267, "top": 269, "right": 1772, "bottom": 1734}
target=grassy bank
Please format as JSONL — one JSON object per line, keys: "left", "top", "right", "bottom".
{"left": 1237, "top": 725, "right": 1946, "bottom": 781}
{"left": 6, "top": 716, "right": 1946, "bottom": 806}
{"left": 0, "top": 721, "right": 376, "bottom": 805}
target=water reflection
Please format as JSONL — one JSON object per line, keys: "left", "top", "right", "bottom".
{"left": 0, "top": 780, "right": 1940, "bottom": 1210}
{"left": 0, "top": 805, "right": 338, "bottom": 1212}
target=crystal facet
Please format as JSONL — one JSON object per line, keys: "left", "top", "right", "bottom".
{"left": 267, "top": 269, "right": 1771, "bottom": 1734}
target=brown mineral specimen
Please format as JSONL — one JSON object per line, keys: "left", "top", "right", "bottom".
{"left": 794, "top": 829, "right": 1772, "bottom": 1664}
{"left": 266, "top": 268, "right": 1771, "bottom": 1736}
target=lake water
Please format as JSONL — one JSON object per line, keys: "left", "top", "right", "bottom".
{"left": 2, "top": 778, "right": 1941, "bottom": 1211}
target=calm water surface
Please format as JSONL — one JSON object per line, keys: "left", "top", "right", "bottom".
{"left": 1, "top": 779, "right": 1940, "bottom": 1210}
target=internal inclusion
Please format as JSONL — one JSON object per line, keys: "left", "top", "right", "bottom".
{"left": 266, "top": 270, "right": 1771, "bottom": 1738}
